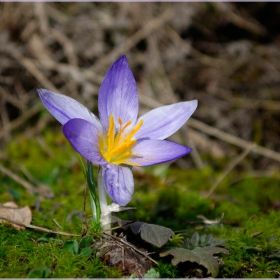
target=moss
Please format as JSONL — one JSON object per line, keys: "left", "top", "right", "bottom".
{"left": 205, "top": 212, "right": 280, "bottom": 278}
{"left": 0, "top": 224, "right": 121, "bottom": 278}
{"left": 1, "top": 130, "right": 279, "bottom": 277}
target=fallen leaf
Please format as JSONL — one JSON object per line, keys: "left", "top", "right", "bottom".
{"left": 123, "top": 221, "right": 175, "bottom": 248}
{"left": 96, "top": 238, "right": 152, "bottom": 277}
{"left": 160, "top": 246, "right": 229, "bottom": 277}
{"left": 0, "top": 202, "right": 32, "bottom": 230}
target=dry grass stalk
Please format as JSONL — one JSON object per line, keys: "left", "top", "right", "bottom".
{"left": 0, "top": 3, "right": 279, "bottom": 173}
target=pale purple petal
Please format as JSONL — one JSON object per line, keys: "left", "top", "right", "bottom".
{"left": 102, "top": 164, "right": 134, "bottom": 206}
{"left": 37, "top": 89, "right": 101, "bottom": 130}
{"left": 134, "top": 100, "right": 198, "bottom": 140}
{"left": 98, "top": 56, "right": 138, "bottom": 131}
{"left": 62, "top": 118, "right": 107, "bottom": 165}
{"left": 128, "top": 139, "right": 191, "bottom": 166}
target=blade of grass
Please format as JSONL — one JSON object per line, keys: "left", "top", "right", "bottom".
{"left": 76, "top": 153, "right": 86, "bottom": 179}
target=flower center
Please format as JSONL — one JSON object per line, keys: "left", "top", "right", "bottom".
{"left": 99, "top": 114, "right": 143, "bottom": 165}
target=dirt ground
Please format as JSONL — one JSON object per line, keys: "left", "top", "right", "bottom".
{"left": 1, "top": 2, "right": 280, "bottom": 172}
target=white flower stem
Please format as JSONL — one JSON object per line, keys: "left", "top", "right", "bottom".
{"left": 97, "top": 168, "right": 111, "bottom": 231}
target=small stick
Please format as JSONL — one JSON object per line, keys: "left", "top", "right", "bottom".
{"left": 100, "top": 220, "right": 138, "bottom": 233}
{"left": 88, "top": 8, "right": 173, "bottom": 73}
{"left": 205, "top": 144, "right": 256, "bottom": 198}
{"left": 53, "top": 219, "right": 62, "bottom": 229}
{"left": 0, "top": 102, "right": 43, "bottom": 140}
{"left": 138, "top": 93, "right": 280, "bottom": 163}
{"left": 103, "top": 232, "right": 158, "bottom": 265}
{"left": 188, "top": 118, "right": 280, "bottom": 163}
{"left": 0, "top": 215, "right": 79, "bottom": 237}
{"left": 181, "top": 127, "right": 204, "bottom": 170}
{"left": 81, "top": 185, "right": 88, "bottom": 237}
{"left": 0, "top": 164, "right": 53, "bottom": 198}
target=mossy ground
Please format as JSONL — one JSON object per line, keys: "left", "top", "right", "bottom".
{"left": 1, "top": 129, "right": 279, "bottom": 278}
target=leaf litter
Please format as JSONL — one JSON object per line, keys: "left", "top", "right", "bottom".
{"left": 160, "top": 232, "right": 229, "bottom": 277}
{"left": 0, "top": 201, "right": 32, "bottom": 230}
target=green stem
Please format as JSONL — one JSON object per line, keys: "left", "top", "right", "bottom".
{"left": 76, "top": 153, "right": 87, "bottom": 178}
{"left": 89, "top": 190, "right": 98, "bottom": 222}
{"left": 76, "top": 153, "right": 102, "bottom": 228}
{"left": 87, "top": 161, "right": 100, "bottom": 223}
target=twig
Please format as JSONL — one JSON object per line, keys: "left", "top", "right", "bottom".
{"left": 145, "top": 29, "right": 177, "bottom": 104}
{"left": 53, "top": 219, "right": 62, "bottom": 229}
{"left": 82, "top": 185, "right": 88, "bottom": 237}
{"left": 101, "top": 220, "right": 139, "bottom": 233}
{"left": 103, "top": 232, "right": 158, "bottom": 265}
{"left": 205, "top": 144, "right": 256, "bottom": 198}
{"left": 35, "top": 59, "right": 103, "bottom": 85}
{"left": 9, "top": 46, "right": 58, "bottom": 92}
{"left": 138, "top": 93, "right": 280, "bottom": 163}
{"left": 0, "top": 163, "right": 53, "bottom": 199}
{"left": 4, "top": 41, "right": 58, "bottom": 92}
{"left": 188, "top": 118, "right": 280, "bottom": 163}
{"left": 35, "top": 136, "right": 55, "bottom": 158}
{"left": 51, "top": 29, "right": 78, "bottom": 67}
{"left": 34, "top": 2, "right": 49, "bottom": 35}
{"left": 219, "top": 94, "right": 280, "bottom": 111}
{"left": 165, "top": 25, "right": 225, "bottom": 68}
{"left": 214, "top": 3, "right": 267, "bottom": 36}
{"left": 0, "top": 97, "right": 11, "bottom": 142}
{"left": 18, "top": 164, "right": 54, "bottom": 198}
{"left": 22, "top": 114, "right": 53, "bottom": 139}
{"left": 0, "top": 102, "right": 43, "bottom": 140}
{"left": 88, "top": 8, "right": 173, "bottom": 73}
{"left": 180, "top": 127, "right": 204, "bottom": 170}
{"left": 0, "top": 215, "right": 79, "bottom": 237}
{"left": 0, "top": 85, "right": 25, "bottom": 109}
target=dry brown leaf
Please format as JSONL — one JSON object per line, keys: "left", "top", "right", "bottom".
{"left": 0, "top": 202, "right": 32, "bottom": 230}
{"left": 96, "top": 238, "right": 152, "bottom": 277}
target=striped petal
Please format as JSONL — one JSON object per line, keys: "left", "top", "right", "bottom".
{"left": 129, "top": 139, "right": 191, "bottom": 166}
{"left": 98, "top": 56, "right": 139, "bottom": 131}
{"left": 37, "top": 89, "right": 101, "bottom": 130}
{"left": 102, "top": 164, "right": 134, "bottom": 206}
{"left": 135, "top": 100, "right": 198, "bottom": 140}
{"left": 62, "top": 118, "right": 106, "bottom": 165}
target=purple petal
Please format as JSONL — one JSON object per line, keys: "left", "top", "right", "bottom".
{"left": 129, "top": 139, "right": 191, "bottom": 166}
{"left": 134, "top": 100, "right": 198, "bottom": 140}
{"left": 98, "top": 56, "right": 139, "bottom": 131}
{"left": 102, "top": 164, "right": 134, "bottom": 206}
{"left": 37, "top": 89, "right": 101, "bottom": 129}
{"left": 62, "top": 118, "right": 107, "bottom": 165}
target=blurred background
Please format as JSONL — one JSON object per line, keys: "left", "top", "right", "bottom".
{"left": 1, "top": 5, "right": 280, "bottom": 277}
{"left": 1, "top": 2, "right": 280, "bottom": 180}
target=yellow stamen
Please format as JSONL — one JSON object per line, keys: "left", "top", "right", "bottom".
{"left": 99, "top": 114, "right": 143, "bottom": 165}
{"left": 114, "top": 119, "right": 132, "bottom": 147}
{"left": 121, "top": 120, "right": 132, "bottom": 133}
{"left": 118, "top": 118, "right": 122, "bottom": 127}
{"left": 111, "top": 139, "right": 136, "bottom": 155}
{"left": 107, "top": 115, "right": 115, "bottom": 152}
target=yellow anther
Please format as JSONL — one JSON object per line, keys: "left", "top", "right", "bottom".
{"left": 121, "top": 120, "right": 132, "bottom": 133}
{"left": 111, "top": 139, "right": 136, "bottom": 155}
{"left": 107, "top": 115, "right": 115, "bottom": 151}
{"left": 125, "top": 120, "right": 143, "bottom": 141}
{"left": 118, "top": 118, "right": 122, "bottom": 127}
{"left": 99, "top": 114, "right": 143, "bottom": 165}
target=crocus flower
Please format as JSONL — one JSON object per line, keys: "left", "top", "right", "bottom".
{"left": 37, "top": 55, "right": 197, "bottom": 206}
